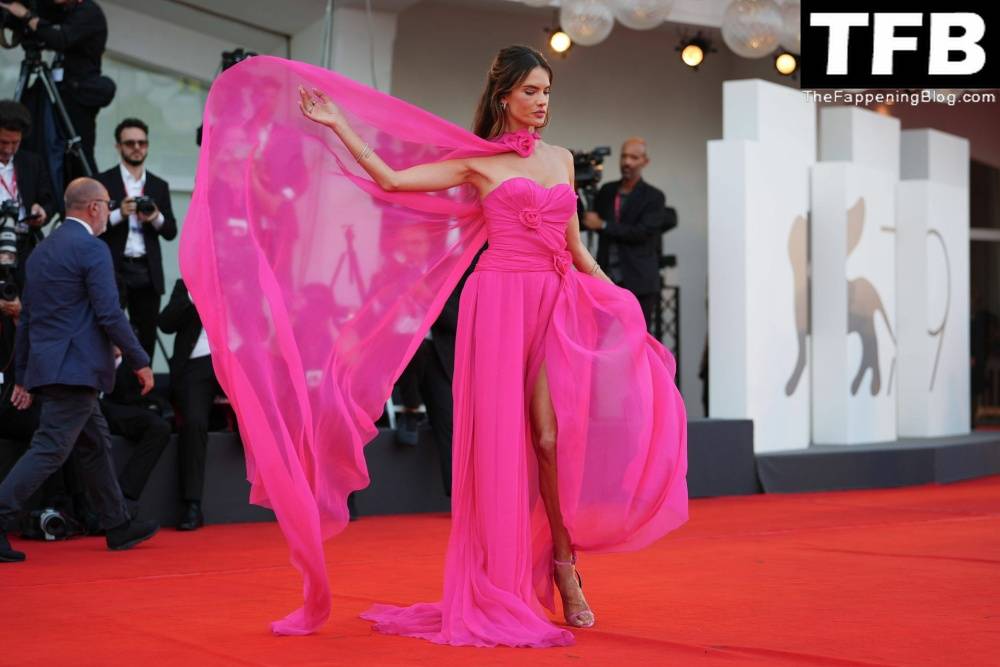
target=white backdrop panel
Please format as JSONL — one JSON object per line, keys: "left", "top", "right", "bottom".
{"left": 812, "top": 164, "right": 899, "bottom": 444}
{"left": 896, "top": 128, "right": 971, "bottom": 437}
{"left": 709, "top": 80, "right": 815, "bottom": 453}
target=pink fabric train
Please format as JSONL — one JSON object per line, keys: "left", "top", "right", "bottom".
{"left": 180, "top": 55, "right": 688, "bottom": 641}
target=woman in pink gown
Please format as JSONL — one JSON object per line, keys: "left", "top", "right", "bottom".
{"left": 181, "top": 46, "right": 686, "bottom": 646}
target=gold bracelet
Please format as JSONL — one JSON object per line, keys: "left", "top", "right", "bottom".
{"left": 589, "top": 262, "right": 600, "bottom": 276}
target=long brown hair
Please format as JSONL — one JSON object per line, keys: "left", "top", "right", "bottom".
{"left": 472, "top": 45, "right": 553, "bottom": 139}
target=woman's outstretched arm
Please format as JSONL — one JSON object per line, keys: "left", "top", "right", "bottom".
{"left": 299, "top": 86, "right": 474, "bottom": 193}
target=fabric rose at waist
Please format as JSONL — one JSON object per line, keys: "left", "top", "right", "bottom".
{"left": 475, "top": 247, "right": 574, "bottom": 276}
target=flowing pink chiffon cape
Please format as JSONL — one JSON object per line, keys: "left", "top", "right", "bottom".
{"left": 179, "top": 55, "right": 688, "bottom": 639}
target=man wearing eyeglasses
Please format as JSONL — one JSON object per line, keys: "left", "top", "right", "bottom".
{"left": 1, "top": 177, "right": 159, "bottom": 562}
{"left": 97, "top": 118, "right": 177, "bottom": 361}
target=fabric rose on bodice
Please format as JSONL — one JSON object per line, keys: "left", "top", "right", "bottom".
{"left": 519, "top": 208, "right": 542, "bottom": 230}
{"left": 552, "top": 250, "right": 573, "bottom": 277}
{"left": 496, "top": 128, "right": 538, "bottom": 157}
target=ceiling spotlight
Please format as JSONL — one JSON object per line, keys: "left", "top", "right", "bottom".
{"left": 682, "top": 43, "right": 704, "bottom": 68}
{"left": 774, "top": 51, "right": 798, "bottom": 76}
{"left": 549, "top": 28, "right": 572, "bottom": 54}
{"left": 677, "top": 33, "right": 715, "bottom": 70}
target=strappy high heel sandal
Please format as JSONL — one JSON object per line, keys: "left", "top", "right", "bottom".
{"left": 553, "top": 553, "right": 596, "bottom": 628}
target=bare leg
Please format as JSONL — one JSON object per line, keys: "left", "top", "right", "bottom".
{"left": 531, "top": 366, "right": 595, "bottom": 627}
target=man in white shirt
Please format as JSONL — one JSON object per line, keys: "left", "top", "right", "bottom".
{"left": 97, "top": 118, "right": 177, "bottom": 361}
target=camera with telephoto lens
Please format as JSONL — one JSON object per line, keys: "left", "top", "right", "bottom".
{"left": 0, "top": 228, "right": 17, "bottom": 301}
{"left": 38, "top": 508, "right": 68, "bottom": 540}
{"left": 19, "top": 507, "right": 84, "bottom": 541}
{"left": 133, "top": 195, "right": 157, "bottom": 216}
{"left": 571, "top": 146, "right": 611, "bottom": 211}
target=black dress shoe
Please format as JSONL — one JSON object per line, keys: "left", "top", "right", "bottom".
{"left": 395, "top": 411, "right": 421, "bottom": 447}
{"left": 0, "top": 530, "right": 26, "bottom": 562}
{"left": 347, "top": 492, "right": 359, "bottom": 522}
{"left": 177, "top": 501, "right": 204, "bottom": 531}
{"left": 106, "top": 518, "right": 159, "bottom": 551}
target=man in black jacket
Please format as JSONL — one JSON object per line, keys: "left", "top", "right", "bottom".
{"left": 0, "top": 0, "right": 110, "bottom": 177}
{"left": 393, "top": 251, "right": 482, "bottom": 495}
{"left": 583, "top": 137, "right": 668, "bottom": 330}
{"left": 98, "top": 118, "right": 177, "bottom": 362}
{"left": 159, "top": 278, "right": 219, "bottom": 530}
{"left": 0, "top": 101, "right": 56, "bottom": 288}
{"left": 99, "top": 353, "right": 170, "bottom": 517}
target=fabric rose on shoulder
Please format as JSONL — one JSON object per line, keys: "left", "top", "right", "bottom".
{"left": 500, "top": 128, "right": 538, "bottom": 157}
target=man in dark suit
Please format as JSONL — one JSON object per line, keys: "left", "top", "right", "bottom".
{"left": 0, "top": 178, "right": 159, "bottom": 562}
{"left": 159, "top": 278, "right": 220, "bottom": 530}
{"left": 0, "top": 100, "right": 57, "bottom": 288}
{"left": 98, "top": 118, "right": 177, "bottom": 362}
{"left": 583, "top": 137, "right": 668, "bottom": 330}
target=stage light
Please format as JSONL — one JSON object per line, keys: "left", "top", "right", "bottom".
{"left": 682, "top": 43, "right": 704, "bottom": 68}
{"left": 550, "top": 29, "right": 572, "bottom": 54}
{"left": 774, "top": 51, "right": 798, "bottom": 76}
{"left": 677, "top": 33, "right": 714, "bottom": 71}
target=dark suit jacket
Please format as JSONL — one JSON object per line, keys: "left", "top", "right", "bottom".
{"left": 97, "top": 166, "right": 177, "bottom": 295}
{"left": 15, "top": 219, "right": 149, "bottom": 393}
{"left": 158, "top": 278, "right": 203, "bottom": 378}
{"left": 593, "top": 179, "right": 667, "bottom": 296}
{"left": 10, "top": 150, "right": 57, "bottom": 288}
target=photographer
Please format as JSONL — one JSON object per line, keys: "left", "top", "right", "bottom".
{"left": 99, "top": 118, "right": 177, "bottom": 361}
{"left": 0, "top": 230, "right": 37, "bottom": 452}
{"left": 582, "top": 137, "right": 668, "bottom": 331}
{"left": 0, "top": 0, "right": 110, "bottom": 177}
{"left": 0, "top": 100, "right": 55, "bottom": 287}
{"left": 96, "top": 347, "right": 169, "bottom": 520}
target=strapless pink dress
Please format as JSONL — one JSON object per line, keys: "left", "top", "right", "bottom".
{"left": 361, "top": 175, "right": 688, "bottom": 647}
{"left": 180, "top": 56, "right": 687, "bottom": 644}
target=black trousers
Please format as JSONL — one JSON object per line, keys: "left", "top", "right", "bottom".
{"left": 174, "top": 356, "right": 219, "bottom": 502}
{"left": 101, "top": 400, "right": 170, "bottom": 502}
{"left": 635, "top": 292, "right": 657, "bottom": 333}
{"left": 0, "top": 385, "right": 127, "bottom": 531}
{"left": 396, "top": 355, "right": 423, "bottom": 411}
{"left": 0, "top": 399, "right": 71, "bottom": 512}
{"left": 398, "top": 340, "right": 454, "bottom": 496}
{"left": 124, "top": 276, "right": 161, "bottom": 363}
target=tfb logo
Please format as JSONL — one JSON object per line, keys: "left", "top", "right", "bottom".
{"left": 800, "top": 1, "right": 998, "bottom": 88}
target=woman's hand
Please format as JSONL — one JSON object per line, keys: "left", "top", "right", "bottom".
{"left": 298, "top": 86, "right": 344, "bottom": 128}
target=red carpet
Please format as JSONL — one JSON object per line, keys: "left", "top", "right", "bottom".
{"left": 3, "top": 477, "right": 999, "bottom": 666}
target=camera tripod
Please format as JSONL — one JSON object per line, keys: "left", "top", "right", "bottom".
{"left": 13, "top": 46, "right": 92, "bottom": 177}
